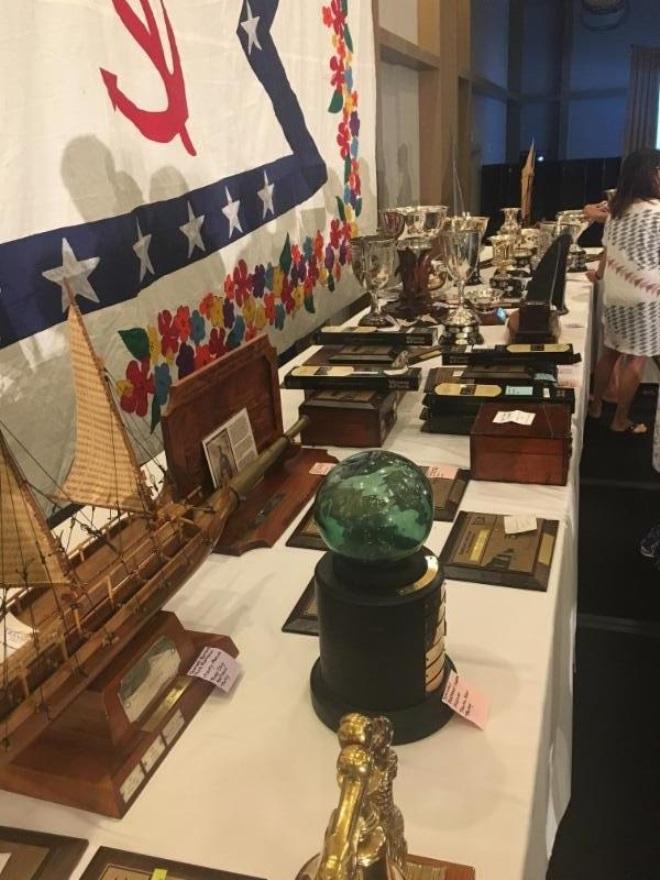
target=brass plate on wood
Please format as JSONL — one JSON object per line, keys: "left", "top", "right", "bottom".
{"left": 439, "top": 512, "right": 558, "bottom": 592}
{"left": 79, "top": 847, "right": 266, "bottom": 880}
{"left": 0, "top": 826, "right": 87, "bottom": 880}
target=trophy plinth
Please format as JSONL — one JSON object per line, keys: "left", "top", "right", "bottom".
{"left": 310, "top": 451, "right": 453, "bottom": 745}
{"left": 440, "top": 306, "right": 483, "bottom": 346}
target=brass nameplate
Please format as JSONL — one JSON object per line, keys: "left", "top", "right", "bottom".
{"left": 398, "top": 555, "right": 439, "bottom": 596}
{"left": 141, "top": 675, "right": 192, "bottom": 733}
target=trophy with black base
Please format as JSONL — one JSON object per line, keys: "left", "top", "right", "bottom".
{"left": 309, "top": 451, "right": 453, "bottom": 745}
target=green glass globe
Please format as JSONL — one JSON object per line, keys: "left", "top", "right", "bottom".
{"left": 314, "top": 450, "right": 434, "bottom": 563}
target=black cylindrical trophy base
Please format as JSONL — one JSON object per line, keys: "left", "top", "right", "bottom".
{"left": 310, "top": 656, "right": 455, "bottom": 745}
{"left": 310, "top": 548, "right": 454, "bottom": 744}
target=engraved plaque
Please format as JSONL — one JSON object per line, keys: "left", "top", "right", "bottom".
{"left": 118, "top": 636, "right": 181, "bottom": 724}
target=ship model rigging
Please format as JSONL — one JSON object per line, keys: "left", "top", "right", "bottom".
{"left": 0, "top": 282, "right": 303, "bottom": 776}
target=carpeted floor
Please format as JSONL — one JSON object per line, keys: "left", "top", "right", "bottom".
{"left": 549, "top": 383, "right": 660, "bottom": 878}
{"left": 548, "top": 628, "right": 660, "bottom": 880}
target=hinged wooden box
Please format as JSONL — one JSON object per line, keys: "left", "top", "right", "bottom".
{"left": 470, "top": 402, "right": 572, "bottom": 485}
{"left": 300, "top": 389, "right": 398, "bottom": 448}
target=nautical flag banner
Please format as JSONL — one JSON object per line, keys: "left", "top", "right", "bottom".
{"left": 0, "top": 0, "right": 376, "bottom": 499}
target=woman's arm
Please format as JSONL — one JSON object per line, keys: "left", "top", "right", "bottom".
{"left": 586, "top": 248, "right": 607, "bottom": 284}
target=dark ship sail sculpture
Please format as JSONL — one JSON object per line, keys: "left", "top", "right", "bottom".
{"left": 0, "top": 282, "right": 305, "bottom": 815}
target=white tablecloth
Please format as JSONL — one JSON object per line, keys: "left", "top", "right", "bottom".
{"left": 0, "top": 275, "right": 594, "bottom": 880}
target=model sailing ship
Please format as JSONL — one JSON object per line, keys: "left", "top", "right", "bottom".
{"left": 0, "top": 285, "right": 303, "bottom": 769}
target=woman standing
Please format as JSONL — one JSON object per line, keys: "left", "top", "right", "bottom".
{"left": 588, "top": 148, "right": 660, "bottom": 434}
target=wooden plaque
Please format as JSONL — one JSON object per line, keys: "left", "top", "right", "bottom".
{"left": 214, "top": 446, "right": 337, "bottom": 556}
{"left": 0, "top": 612, "right": 237, "bottom": 818}
{"left": 161, "top": 335, "right": 283, "bottom": 499}
{"left": 282, "top": 577, "right": 318, "bottom": 636}
{"left": 286, "top": 505, "right": 326, "bottom": 551}
{"left": 439, "top": 512, "right": 559, "bottom": 591}
{"left": 0, "top": 827, "right": 87, "bottom": 880}
{"left": 79, "top": 847, "right": 265, "bottom": 880}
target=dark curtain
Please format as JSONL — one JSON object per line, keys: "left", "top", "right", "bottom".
{"left": 623, "top": 46, "right": 660, "bottom": 154}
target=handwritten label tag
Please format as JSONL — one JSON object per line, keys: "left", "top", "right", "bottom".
{"left": 309, "top": 462, "right": 335, "bottom": 476}
{"left": 188, "top": 647, "right": 241, "bottom": 693}
{"left": 492, "top": 410, "right": 535, "bottom": 426}
{"left": 425, "top": 465, "right": 459, "bottom": 480}
{"left": 504, "top": 515, "right": 538, "bottom": 535}
{"left": 442, "top": 671, "right": 489, "bottom": 729}
{"left": 0, "top": 853, "right": 11, "bottom": 873}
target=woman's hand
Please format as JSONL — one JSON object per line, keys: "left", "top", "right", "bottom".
{"left": 586, "top": 269, "right": 601, "bottom": 284}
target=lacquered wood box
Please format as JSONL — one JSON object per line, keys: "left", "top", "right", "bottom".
{"left": 469, "top": 402, "right": 572, "bottom": 485}
{"left": 299, "top": 389, "right": 398, "bottom": 447}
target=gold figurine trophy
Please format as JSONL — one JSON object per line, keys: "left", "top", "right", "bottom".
{"left": 297, "top": 714, "right": 475, "bottom": 880}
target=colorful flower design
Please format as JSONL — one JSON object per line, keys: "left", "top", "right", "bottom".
{"left": 117, "top": 0, "right": 362, "bottom": 431}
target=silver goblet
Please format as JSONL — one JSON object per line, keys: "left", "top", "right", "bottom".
{"left": 501, "top": 207, "right": 521, "bottom": 239}
{"left": 350, "top": 234, "right": 397, "bottom": 327}
{"left": 437, "top": 229, "right": 483, "bottom": 345}
{"left": 379, "top": 208, "right": 409, "bottom": 240}
{"left": 404, "top": 205, "right": 448, "bottom": 237}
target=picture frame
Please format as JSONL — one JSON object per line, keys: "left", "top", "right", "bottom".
{"left": 0, "top": 826, "right": 87, "bottom": 880}
{"left": 79, "top": 847, "right": 266, "bottom": 880}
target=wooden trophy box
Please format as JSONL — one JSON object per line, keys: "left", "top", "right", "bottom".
{"left": 162, "top": 335, "right": 283, "bottom": 499}
{"left": 470, "top": 403, "right": 572, "bottom": 486}
{"left": 299, "top": 389, "right": 399, "bottom": 448}
{"left": 0, "top": 612, "right": 237, "bottom": 818}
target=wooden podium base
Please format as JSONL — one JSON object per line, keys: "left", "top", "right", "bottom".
{"left": 0, "top": 611, "right": 237, "bottom": 818}
{"left": 408, "top": 853, "right": 476, "bottom": 880}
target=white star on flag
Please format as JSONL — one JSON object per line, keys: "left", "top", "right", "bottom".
{"left": 42, "top": 238, "right": 100, "bottom": 312}
{"left": 241, "top": 2, "right": 262, "bottom": 55}
{"left": 133, "top": 220, "right": 154, "bottom": 282}
{"left": 222, "top": 187, "right": 243, "bottom": 238}
{"left": 179, "top": 202, "right": 206, "bottom": 258}
{"left": 258, "top": 170, "right": 275, "bottom": 219}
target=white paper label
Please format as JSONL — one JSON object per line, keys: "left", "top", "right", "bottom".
{"left": 162, "top": 709, "right": 185, "bottom": 745}
{"left": 504, "top": 515, "right": 538, "bottom": 535}
{"left": 309, "top": 462, "right": 335, "bottom": 476}
{"left": 188, "top": 647, "right": 241, "bottom": 693}
{"left": 492, "top": 410, "right": 536, "bottom": 426}
{"left": 120, "top": 763, "right": 145, "bottom": 804}
{"left": 141, "top": 735, "right": 166, "bottom": 774}
{"left": 202, "top": 407, "right": 257, "bottom": 489}
{"left": 425, "top": 465, "right": 459, "bottom": 480}
{"left": 0, "top": 854, "right": 11, "bottom": 874}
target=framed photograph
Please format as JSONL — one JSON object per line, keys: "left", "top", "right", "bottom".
{"left": 79, "top": 847, "right": 266, "bottom": 880}
{"left": 202, "top": 407, "right": 258, "bottom": 490}
{"left": 282, "top": 578, "right": 318, "bottom": 636}
{"left": 286, "top": 505, "right": 326, "bottom": 551}
{"left": 0, "top": 826, "right": 87, "bottom": 880}
{"left": 202, "top": 425, "right": 237, "bottom": 489}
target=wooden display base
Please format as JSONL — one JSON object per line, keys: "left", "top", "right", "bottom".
{"left": 214, "top": 445, "right": 337, "bottom": 555}
{"left": 0, "top": 612, "right": 237, "bottom": 818}
{"left": 407, "top": 852, "right": 476, "bottom": 880}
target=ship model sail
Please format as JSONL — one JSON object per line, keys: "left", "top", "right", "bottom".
{"left": 0, "top": 286, "right": 303, "bottom": 765}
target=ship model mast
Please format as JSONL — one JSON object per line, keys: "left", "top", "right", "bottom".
{"left": 0, "top": 283, "right": 304, "bottom": 764}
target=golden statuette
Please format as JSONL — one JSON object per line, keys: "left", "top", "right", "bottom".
{"left": 296, "top": 714, "right": 475, "bottom": 880}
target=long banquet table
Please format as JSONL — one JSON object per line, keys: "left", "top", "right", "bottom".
{"left": 0, "top": 272, "right": 595, "bottom": 880}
